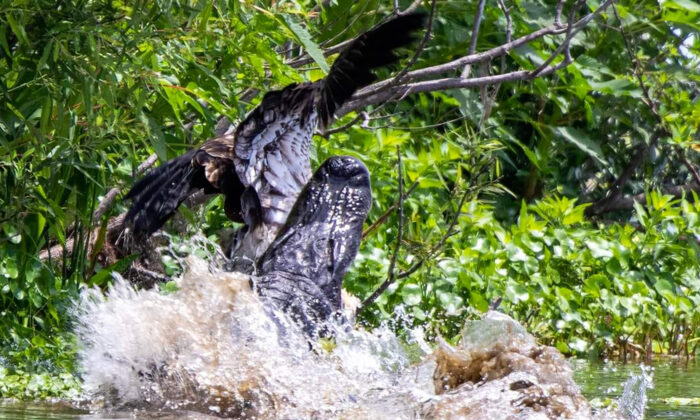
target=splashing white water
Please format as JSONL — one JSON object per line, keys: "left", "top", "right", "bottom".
{"left": 619, "top": 365, "right": 653, "bottom": 420}
{"left": 75, "top": 258, "right": 434, "bottom": 418}
{"left": 75, "top": 257, "right": 626, "bottom": 419}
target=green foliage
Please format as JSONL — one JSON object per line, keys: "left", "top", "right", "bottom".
{"left": 352, "top": 192, "right": 700, "bottom": 358}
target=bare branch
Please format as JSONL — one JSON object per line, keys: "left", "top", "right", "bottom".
{"left": 397, "top": 0, "right": 424, "bottom": 16}
{"left": 461, "top": 0, "right": 488, "bottom": 78}
{"left": 343, "top": 0, "right": 614, "bottom": 112}
{"left": 397, "top": 260, "right": 423, "bottom": 280}
{"left": 531, "top": 0, "right": 588, "bottom": 78}
{"left": 555, "top": 0, "right": 567, "bottom": 27}
{"left": 361, "top": 146, "right": 406, "bottom": 309}
{"left": 498, "top": 0, "right": 513, "bottom": 75}
{"left": 339, "top": 67, "right": 567, "bottom": 117}
{"left": 480, "top": 0, "right": 512, "bottom": 126}
{"left": 363, "top": 180, "right": 419, "bottom": 239}
{"left": 682, "top": 155, "right": 700, "bottom": 186}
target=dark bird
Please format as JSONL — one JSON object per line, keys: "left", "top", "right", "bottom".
{"left": 124, "top": 13, "right": 425, "bottom": 260}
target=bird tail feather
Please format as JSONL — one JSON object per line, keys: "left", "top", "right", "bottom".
{"left": 318, "top": 12, "right": 426, "bottom": 128}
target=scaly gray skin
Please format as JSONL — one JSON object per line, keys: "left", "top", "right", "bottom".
{"left": 253, "top": 156, "right": 372, "bottom": 338}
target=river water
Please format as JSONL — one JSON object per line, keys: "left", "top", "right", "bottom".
{"left": 573, "top": 359, "right": 700, "bottom": 420}
{"left": 1, "top": 358, "right": 699, "bottom": 419}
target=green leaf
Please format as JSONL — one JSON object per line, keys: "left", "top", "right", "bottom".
{"left": 145, "top": 115, "right": 168, "bottom": 161}
{"left": 401, "top": 283, "right": 423, "bottom": 306}
{"left": 87, "top": 254, "right": 139, "bottom": 286}
{"left": 663, "top": 0, "right": 700, "bottom": 13}
{"left": 554, "top": 126, "right": 606, "bottom": 165}
{"left": 6, "top": 13, "right": 30, "bottom": 47}
{"left": 281, "top": 16, "right": 330, "bottom": 74}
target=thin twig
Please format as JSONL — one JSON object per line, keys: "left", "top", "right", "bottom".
{"left": 431, "top": 187, "right": 470, "bottom": 255}
{"left": 392, "top": 184, "right": 472, "bottom": 281}
{"left": 479, "top": 0, "right": 512, "bottom": 127}
{"left": 387, "top": 0, "right": 438, "bottom": 86}
{"left": 361, "top": 146, "right": 406, "bottom": 309}
{"left": 93, "top": 153, "right": 159, "bottom": 223}
{"left": 461, "top": 0, "right": 488, "bottom": 78}
{"left": 682, "top": 155, "right": 700, "bottom": 186}
{"left": 498, "top": 0, "right": 513, "bottom": 75}
{"left": 339, "top": 66, "right": 568, "bottom": 117}
{"left": 397, "top": 260, "right": 423, "bottom": 280}
{"left": 365, "top": 113, "right": 466, "bottom": 132}
{"left": 530, "top": 0, "right": 587, "bottom": 77}
{"left": 363, "top": 179, "right": 419, "bottom": 238}
{"left": 319, "top": 112, "right": 369, "bottom": 137}
{"left": 555, "top": 0, "right": 567, "bottom": 27}
{"left": 350, "top": 1, "right": 613, "bottom": 103}
{"left": 338, "top": 0, "right": 615, "bottom": 116}
{"left": 611, "top": 2, "right": 660, "bottom": 118}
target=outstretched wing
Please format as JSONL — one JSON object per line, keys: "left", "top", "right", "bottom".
{"left": 232, "top": 84, "right": 318, "bottom": 227}
{"left": 231, "top": 12, "right": 426, "bottom": 229}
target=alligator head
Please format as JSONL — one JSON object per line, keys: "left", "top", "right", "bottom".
{"left": 253, "top": 155, "right": 372, "bottom": 337}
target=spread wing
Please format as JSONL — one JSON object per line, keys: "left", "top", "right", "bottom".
{"left": 232, "top": 84, "right": 318, "bottom": 227}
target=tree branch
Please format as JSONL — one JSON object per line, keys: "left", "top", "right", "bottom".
{"left": 361, "top": 146, "right": 406, "bottom": 309}
{"left": 362, "top": 179, "right": 419, "bottom": 239}
{"left": 611, "top": 2, "right": 660, "bottom": 118}
{"left": 590, "top": 183, "right": 700, "bottom": 213}
{"left": 336, "top": 0, "right": 614, "bottom": 117}
{"left": 93, "top": 153, "right": 159, "bottom": 223}
{"left": 682, "top": 155, "right": 700, "bottom": 186}
{"left": 461, "top": 0, "right": 488, "bottom": 78}
{"left": 479, "top": 0, "right": 512, "bottom": 126}
{"left": 585, "top": 130, "right": 663, "bottom": 217}
{"left": 530, "top": 0, "right": 585, "bottom": 77}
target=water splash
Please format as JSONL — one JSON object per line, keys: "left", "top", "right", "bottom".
{"left": 75, "top": 258, "right": 614, "bottom": 419}
{"left": 618, "top": 365, "right": 653, "bottom": 420}
{"left": 75, "top": 258, "right": 433, "bottom": 418}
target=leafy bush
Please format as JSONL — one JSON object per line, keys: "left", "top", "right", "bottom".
{"left": 351, "top": 192, "right": 700, "bottom": 358}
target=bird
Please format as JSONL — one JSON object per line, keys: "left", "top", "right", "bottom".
{"left": 124, "top": 13, "right": 425, "bottom": 262}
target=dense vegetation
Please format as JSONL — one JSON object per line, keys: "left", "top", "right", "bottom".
{"left": 1, "top": 0, "right": 698, "bottom": 398}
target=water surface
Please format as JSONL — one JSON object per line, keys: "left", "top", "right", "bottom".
{"left": 2, "top": 358, "right": 699, "bottom": 419}
{"left": 573, "top": 358, "right": 700, "bottom": 420}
